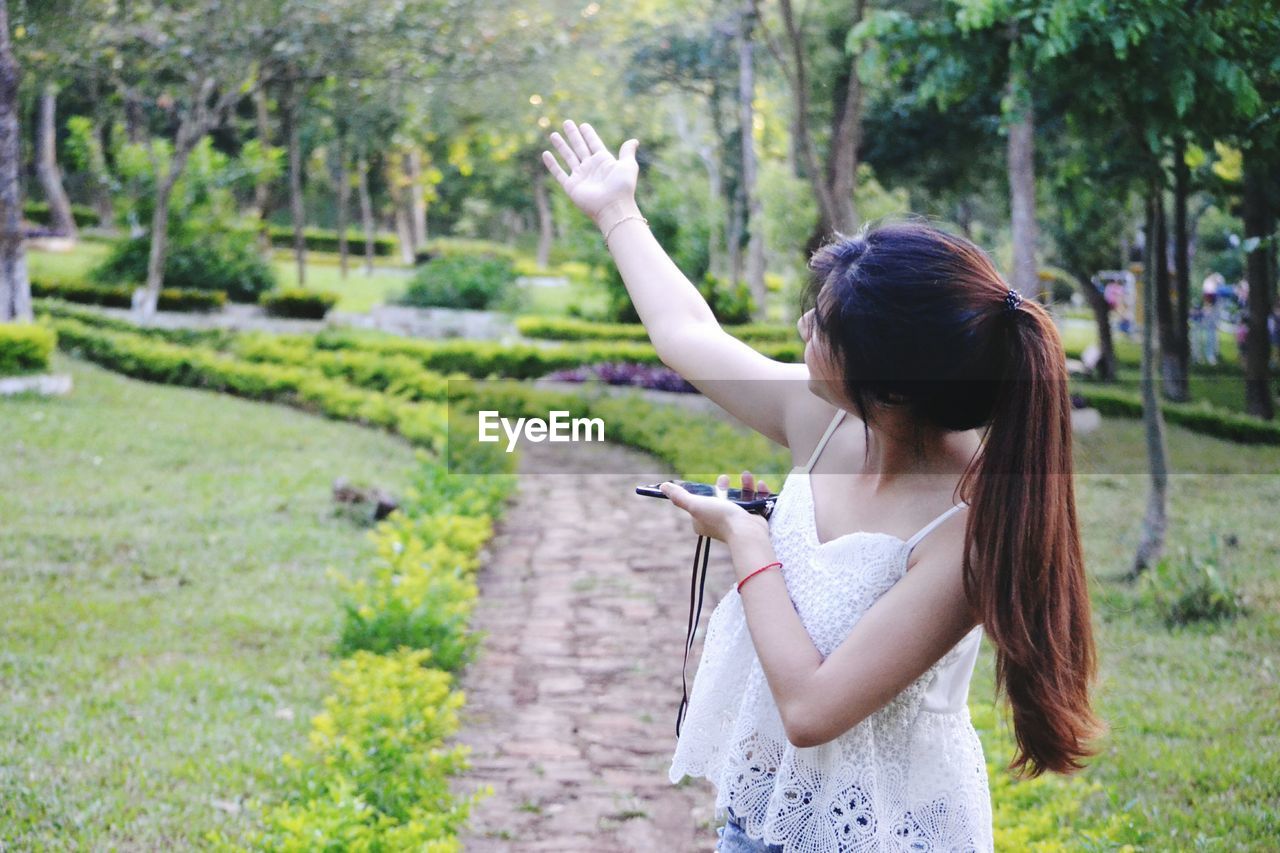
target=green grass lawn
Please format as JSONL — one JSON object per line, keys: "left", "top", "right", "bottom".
{"left": 0, "top": 355, "right": 420, "bottom": 849}
{"left": 26, "top": 240, "right": 111, "bottom": 283}
{"left": 971, "top": 415, "right": 1280, "bottom": 848}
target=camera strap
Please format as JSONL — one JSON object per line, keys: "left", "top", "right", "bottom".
{"left": 676, "top": 532, "right": 712, "bottom": 739}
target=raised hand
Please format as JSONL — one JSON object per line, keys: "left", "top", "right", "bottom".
{"left": 541, "top": 120, "right": 639, "bottom": 226}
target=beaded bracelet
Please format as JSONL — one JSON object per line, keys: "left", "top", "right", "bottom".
{"left": 737, "top": 560, "right": 782, "bottom": 593}
{"left": 602, "top": 214, "right": 648, "bottom": 247}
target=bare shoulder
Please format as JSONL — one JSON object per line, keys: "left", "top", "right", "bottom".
{"left": 782, "top": 393, "right": 866, "bottom": 471}
{"left": 905, "top": 508, "right": 982, "bottom": 625}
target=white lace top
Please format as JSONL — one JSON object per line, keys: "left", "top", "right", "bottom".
{"left": 668, "top": 408, "right": 993, "bottom": 852}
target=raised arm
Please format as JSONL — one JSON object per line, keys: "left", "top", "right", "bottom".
{"left": 542, "top": 119, "right": 809, "bottom": 448}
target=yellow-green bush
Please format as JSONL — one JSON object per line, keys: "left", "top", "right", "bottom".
{"left": 0, "top": 321, "right": 56, "bottom": 375}
{"left": 333, "top": 513, "right": 488, "bottom": 669}
{"left": 251, "top": 648, "right": 488, "bottom": 851}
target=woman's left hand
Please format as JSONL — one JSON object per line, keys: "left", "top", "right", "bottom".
{"left": 658, "top": 471, "right": 772, "bottom": 545}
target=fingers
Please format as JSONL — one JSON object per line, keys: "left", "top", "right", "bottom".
{"left": 541, "top": 150, "right": 569, "bottom": 187}
{"left": 562, "top": 120, "right": 592, "bottom": 163}
{"left": 549, "top": 131, "right": 580, "bottom": 170}
{"left": 658, "top": 481, "right": 686, "bottom": 508}
{"left": 620, "top": 138, "right": 639, "bottom": 163}
{"left": 579, "top": 122, "right": 608, "bottom": 156}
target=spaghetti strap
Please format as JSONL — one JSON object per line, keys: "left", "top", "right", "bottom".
{"left": 904, "top": 502, "right": 969, "bottom": 553}
{"left": 803, "top": 409, "right": 847, "bottom": 473}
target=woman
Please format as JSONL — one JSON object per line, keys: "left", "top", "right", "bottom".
{"left": 542, "top": 120, "right": 1102, "bottom": 852}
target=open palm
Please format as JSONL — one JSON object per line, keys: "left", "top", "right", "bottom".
{"left": 541, "top": 120, "right": 639, "bottom": 224}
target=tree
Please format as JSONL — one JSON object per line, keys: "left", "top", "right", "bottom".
{"left": 98, "top": 0, "right": 284, "bottom": 317}
{"left": 761, "top": 0, "right": 870, "bottom": 251}
{"left": 0, "top": 0, "right": 28, "bottom": 321}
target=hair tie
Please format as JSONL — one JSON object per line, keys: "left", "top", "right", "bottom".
{"left": 1004, "top": 289, "right": 1024, "bottom": 313}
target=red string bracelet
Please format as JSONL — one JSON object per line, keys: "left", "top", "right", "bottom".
{"left": 737, "top": 561, "right": 782, "bottom": 593}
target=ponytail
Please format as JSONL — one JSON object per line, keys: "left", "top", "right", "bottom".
{"left": 958, "top": 301, "right": 1103, "bottom": 777}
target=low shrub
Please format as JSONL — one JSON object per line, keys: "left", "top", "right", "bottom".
{"left": 422, "top": 237, "right": 523, "bottom": 263}
{"left": 252, "top": 648, "right": 488, "bottom": 850}
{"left": 1139, "top": 536, "right": 1247, "bottom": 628}
{"left": 259, "top": 288, "right": 339, "bottom": 319}
{"left": 394, "top": 255, "right": 519, "bottom": 311}
{"left": 31, "top": 278, "right": 226, "bottom": 313}
{"left": 314, "top": 329, "right": 802, "bottom": 379}
{"left": 1071, "top": 383, "right": 1280, "bottom": 446}
{"left": 23, "top": 200, "right": 99, "bottom": 228}
{"left": 231, "top": 333, "right": 454, "bottom": 401}
{"left": 93, "top": 228, "right": 276, "bottom": 303}
{"left": 334, "top": 512, "right": 487, "bottom": 668}
{"left": 515, "top": 315, "right": 795, "bottom": 344}
{"left": 49, "top": 317, "right": 450, "bottom": 452}
{"left": 697, "top": 273, "right": 756, "bottom": 325}
{"left": 0, "top": 322, "right": 56, "bottom": 375}
{"left": 254, "top": 224, "right": 398, "bottom": 257}
{"left": 34, "top": 298, "right": 232, "bottom": 345}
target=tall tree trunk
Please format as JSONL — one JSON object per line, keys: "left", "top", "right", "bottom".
{"left": 394, "top": 189, "right": 415, "bottom": 265}
{"left": 1083, "top": 274, "right": 1118, "bottom": 381}
{"left": 139, "top": 145, "right": 193, "bottom": 317}
{"left": 124, "top": 89, "right": 146, "bottom": 144}
{"left": 739, "top": 0, "right": 766, "bottom": 320}
{"left": 1242, "top": 150, "right": 1275, "bottom": 420}
{"left": 1006, "top": 65, "right": 1040, "bottom": 301}
{"left": 670, "top": 98, "right": 722, "bottom": 278}
{"left": 356, "top": 155, "right": 375, "bottom": 276}
{"left": 282, "top": 87, "right": 306, "bottom": 286}
{"left": 253, "top": 87, "right": 272, "bottom": 253}
{"left": 1152, "top": 185, "right": 1180, "bottom": 400}
{"left": 533, "top": 171, "right": 553, "bottom": 270}
{"left": 727, "top": 181, "right": 744, "bottom": 289}
{"left": 408, "top": 148, "right": 427, "bottom": 250}
{"left": 86, "top": 116, "right": 116, "bottom": 230}
{"left": 1167, "top": 137, "right": 1192, "bottom": 400}
{"left": 823, "top": 33, "right": 863, "bottom": 235}
{"left": 1131, "top": 184, "right": 1170, "bottom": 579}
{"left": 709, "top": 85, "right": 734, "bottom": 281}
{"left": 0, "top": 0, "right": 29, "bottom": 322}
{"left": 334, "top": 139, "right": 350, "bottom": 281}
{"left": 36, "top": 83, "right": 76, "bottom": 238}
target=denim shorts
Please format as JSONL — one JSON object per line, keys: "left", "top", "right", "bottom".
{"left": 715, "top": 807, "right": 785, "bottom": 852}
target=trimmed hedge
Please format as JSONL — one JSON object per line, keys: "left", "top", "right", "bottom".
{"left": 1071, "top": 383, "right": 1280, "bottom": 445}
{"left": 312, "top": 329, "right": 803, "bottom": 379}
{"left": 240, "top": 224, "right": 399, "bottom": 257}
{"left": 34, "top": 299, "right": 233, "bottom": 347}
{"left": 230, "top": 333, "right": 456, "bottom": 401}
{"left": 0, "top": 321, "right": 56, "bottom": 375}
{"left": 515, "top": 315, "right": 796, "bottom": 344}
{"left": 259, "top": 288, "right": 339, "bottom": 319}
{"left": 49, "top": 318, "right": 450, "bottom": 451}
{"left": 23, "top": 200, "right": 99, "bottom": 228}
{"left": 32, "top": 278, "right": 226, "bottom": 313}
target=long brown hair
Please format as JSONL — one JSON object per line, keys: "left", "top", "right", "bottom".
{"left": 803, "top": 219, "right": 1103, "bottom": 777}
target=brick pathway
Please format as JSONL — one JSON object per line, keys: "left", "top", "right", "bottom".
{"left": 452, "top": 437, "right": 738, "bottom": 851}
